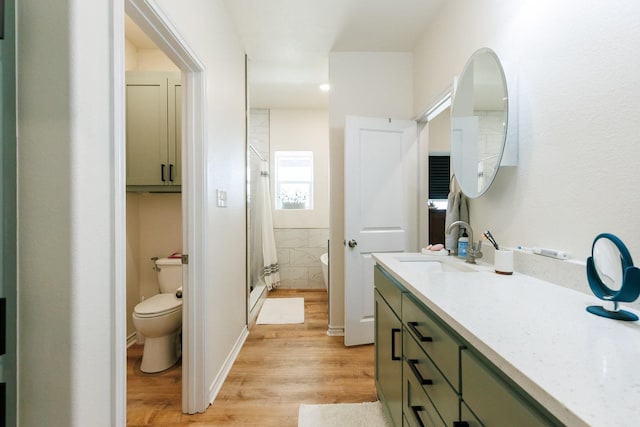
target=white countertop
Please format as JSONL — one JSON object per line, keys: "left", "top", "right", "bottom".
{"left": 373, "top": 252, "right": 640, "bottom": 427}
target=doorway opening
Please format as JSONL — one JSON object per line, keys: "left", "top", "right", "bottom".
{"left": 120, "top": 0, "right": 209, "bottom": 418}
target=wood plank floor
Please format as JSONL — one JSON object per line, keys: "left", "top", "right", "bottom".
{"left": 127, "top": 289, "right": 376, "bottom": 426}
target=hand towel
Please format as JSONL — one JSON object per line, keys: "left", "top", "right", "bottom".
{"left": 444, "top": 177, "right": 469, "bottom": 251}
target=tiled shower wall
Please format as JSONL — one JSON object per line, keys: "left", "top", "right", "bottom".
{"left": 275, "top": 228, "right": 329, "bottom": 289}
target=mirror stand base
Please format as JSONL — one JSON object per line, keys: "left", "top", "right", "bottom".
{"left": 586, "top": 305, "right": 638, "bottom": 321}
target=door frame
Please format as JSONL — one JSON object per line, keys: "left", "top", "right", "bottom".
{"left": 117, "top": 0, "right": 209, "bottom": 419}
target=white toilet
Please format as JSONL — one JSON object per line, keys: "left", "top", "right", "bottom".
{"left": 132, "top": 256, "right": 183, "bottom": 373}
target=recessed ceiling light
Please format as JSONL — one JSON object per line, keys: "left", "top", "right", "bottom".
{"left": 319, "top": 83, "right": 330, "bottom": 92}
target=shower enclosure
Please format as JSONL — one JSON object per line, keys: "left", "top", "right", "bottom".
{"left": 247, "top": 109, "right": 279, "bottom": 314}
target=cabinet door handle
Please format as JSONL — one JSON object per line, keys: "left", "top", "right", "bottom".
{"left": 407, "top": 321, "right": 433, "bottom": 342}
{"left": 410, "top": 405, "right": 426, "bottom": 427}
{"left": 169, "top": 164, "right": 174, "bottom": 182}
{"left": 408, "top": 359, "right": 433, "bottom": 385}
{"left": 453, "top": 422, "right": 470, "bottom": 427}
{"left": 391, "top": 328, "right": 401, "bottom": 361}
{"left": 161, "top": 164, "right": 167, "bottom": 182}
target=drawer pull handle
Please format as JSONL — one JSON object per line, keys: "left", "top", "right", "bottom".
{"left": 407, "top": 321, "right": 433, "bottom": 342}
{"left": 391, "top": 328, "right": 401, "bottom": 361}
{"left": 453, "top": 422, "right": 470, "bottom": 427}
{"left": 408, "top": 359, "right": 433, "bottom": 385}
{"left": 410, "top": 405, "right": 426, "bottom": 427}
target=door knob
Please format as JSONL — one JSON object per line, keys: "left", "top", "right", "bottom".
{"left": 348, "top": 239, "right": 358, "bottom": 248}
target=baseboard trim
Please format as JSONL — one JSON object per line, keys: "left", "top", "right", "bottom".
{"left": 127, "top": 332, "right": 138, "bottom": 347}
{"left": 327, "top": 325, "right": 344, "bottom": 336}
{"left": 208, "top": 326, "right": 249, "bottom": 405}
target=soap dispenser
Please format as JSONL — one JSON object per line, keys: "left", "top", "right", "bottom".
{"left": 458, "top": 229, "right": 469, "bottom": 258}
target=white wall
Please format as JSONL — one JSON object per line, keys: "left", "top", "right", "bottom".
{"left": 328, "top": 52, "right": 414, "bottom": 333}
{"left": 427, "top": 108, "right": 451, "bottom": 154}
{"left": 17, "top": 0, "right": 246, "bottom": 425}
{"left": 136, "top": 49, "right": 181, "bottom": 72}
{"left": 414, "top": 0, "right": 640, "bottom": 267}
{"left": 154, "top": 0, "right": 248, "bottom": 404}
{"left": 270, "top": 109, "right": 329, "bottom": 229}
{"left": 18, "top": 0, "right": 115, "bottom": 424}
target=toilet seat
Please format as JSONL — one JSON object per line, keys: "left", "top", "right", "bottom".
{"left": 134, "top": 293, "right": 182, "bottom": 318}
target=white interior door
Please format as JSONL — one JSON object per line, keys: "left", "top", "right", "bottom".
{"left": 344, "top": 116, "right": 418, "bottom": 346}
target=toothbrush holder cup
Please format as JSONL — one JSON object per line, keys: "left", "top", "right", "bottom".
{"left": 495, "top": 250, "right": 514, "bottom": 275}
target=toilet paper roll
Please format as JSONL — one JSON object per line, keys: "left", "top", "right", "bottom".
{"left": 495, "top": 250, "right": 514, "bottom": 275}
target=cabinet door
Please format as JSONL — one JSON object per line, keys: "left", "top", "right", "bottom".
{"left": 375, "top": 265, "right": 404, "bottom": 315}
{"left": 459, "top": 402, "right": 482, "bottom": 427}
{"left": 461, "top": 350, "right": 557, "bottom": 426}
{"left": 126, "top": 73, "right": 168, "bottom": 186}
{"left": 167, "top": 76, "right": 181, "bottom": 185}
{"left": 375, "top": 290, "right": 403, "bottom": 427}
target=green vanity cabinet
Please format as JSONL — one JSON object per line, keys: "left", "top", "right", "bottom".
{"left": 374, "top": 264, "right": 562, "bottom": 427}
{"left": 460, "top": 350, "right": 557, "bottom": 426}
{"left": 402, "top": 293, "right": 461, "bottom": 426}
{"left": 403, "top": 359, "right": 445, "bottom": 427}
{"left": 374, "top": 265, "right": 405, "bottom": 427}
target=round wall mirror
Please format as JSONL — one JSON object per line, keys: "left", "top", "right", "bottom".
{"left": 451, "top": 48, "right": 508, "bottom": 198}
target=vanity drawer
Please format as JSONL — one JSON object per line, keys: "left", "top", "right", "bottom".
{"left": 403, "top": 357, "right": 445, "bottom": 427}
{"left": 461, "top": 350, "right": 556, "bottom": 426}
{"left": 402, "top": 293, "right": 462, "bottom": 392}
{"left": 459, "top": 403, "right": 482, "bottom": 427}
{"left": 404, "top": 330, "right": 459, "bottom": 426}
{"left": 375, "top": 265, "right": 405, "bottom": 316}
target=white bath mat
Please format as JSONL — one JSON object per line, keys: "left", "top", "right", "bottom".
{"left": 298, "top": 401, "right": 390, "bottom": 427}
{"left": 256, "top": 297, "right": 304, "bottom": 324}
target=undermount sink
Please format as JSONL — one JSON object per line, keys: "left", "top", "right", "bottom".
{"left": 397, "top": 257, "right": 477, "bottom": 273}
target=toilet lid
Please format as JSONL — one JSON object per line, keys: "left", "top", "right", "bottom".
{"left": 134, "top": 293, "right": 182, "bottom": 316}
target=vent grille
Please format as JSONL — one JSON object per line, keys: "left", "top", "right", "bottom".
{"left": 428, "top": 155, "right": 451, "bottom": 200}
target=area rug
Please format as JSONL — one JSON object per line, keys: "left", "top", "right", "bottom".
{"left": 256, "top": 297, "right": 305, "bottom": 324}
{"left": 298, "top": 401, "right": 390, "bottom": 427}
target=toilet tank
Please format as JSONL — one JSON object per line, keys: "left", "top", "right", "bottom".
{"left": 155, "top": 257, "right": 183, "bottom": 293}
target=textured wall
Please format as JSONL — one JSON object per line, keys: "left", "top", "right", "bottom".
{"left": 413, "top": 0, "right": 640, "bottom": 309}
{"left": 414, "top": 0, "right": 640, "bottom": 262}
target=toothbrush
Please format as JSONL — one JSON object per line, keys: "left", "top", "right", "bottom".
{"left": 483, "top": 230, "right": 499, "bottom": 250}
{"left": 518, "top": 246, "right": 569, "bottom": 260}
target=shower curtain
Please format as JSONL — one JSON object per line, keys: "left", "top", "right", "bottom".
{"left": 258, "top": 164, "right": 280, "bottom": 290}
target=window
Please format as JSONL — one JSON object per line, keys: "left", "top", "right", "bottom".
{"left": 274, "top": 151, "right": 313, "bottom": 210}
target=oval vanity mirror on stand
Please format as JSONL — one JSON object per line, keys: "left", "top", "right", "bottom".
{"left": 586, "top": 233, "right": 640, "bottom": 321}
{"left": 450, "top": 47, "right": 517, "bottom": 198}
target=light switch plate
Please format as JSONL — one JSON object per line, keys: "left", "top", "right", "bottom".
{"left": 216, "top": 189, "right": 227, "bottom": 207}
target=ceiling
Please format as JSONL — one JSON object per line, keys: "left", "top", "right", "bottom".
{"left": 125, "top": 0, "right": 444, "bottom": 109}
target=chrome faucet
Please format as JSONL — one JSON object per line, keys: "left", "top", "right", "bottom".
{"left": 446, "top": 220, "right": 483, "bottom": 264}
